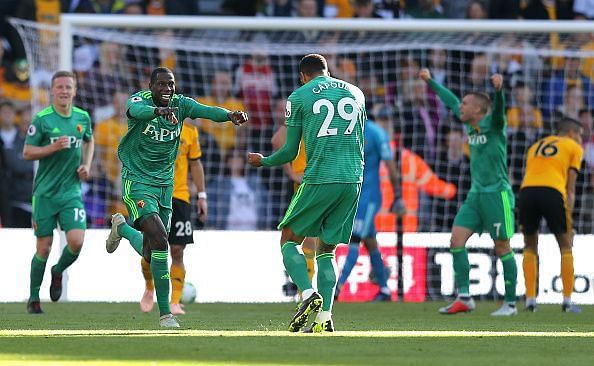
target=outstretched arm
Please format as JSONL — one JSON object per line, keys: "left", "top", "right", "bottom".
{"left": 248, "top": 125, "right": 302, "bottom": 167}
{"left": 185, "top": 97, "right": 248, "bottom": 125}
{"left": 419, "top": 68, "right": 461, "bottom": 119}
{"left": 490, "top": 74, "right": 506, "bottom": 130}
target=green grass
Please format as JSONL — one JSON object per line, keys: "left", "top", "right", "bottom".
{"left": 1, "top": 302, "right": 593, "bottom": 365}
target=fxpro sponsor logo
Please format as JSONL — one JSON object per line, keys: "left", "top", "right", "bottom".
{"left": 142, "top": 123, "right": 181, "bottom": 142}
{"left": 49, "top": 136, "right": 82, "bottom": 148}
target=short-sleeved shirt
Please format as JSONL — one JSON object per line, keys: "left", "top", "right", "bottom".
{"left": 521, "top": 135, "right": 584, "bottom": 198}
{"left": 173, "top": 124, "right": 202, "bottom": 203}
{"left": 118, "top": 90, "right": 229, "bottom": 186}
{"left": 25, "top": 105, "right": 92, "bottom": 200}
{"left": 361, "top": 119, "right": 392, "bottom": 201}
{"left": 285, "top": 75, "right": 365, "bottom": 185}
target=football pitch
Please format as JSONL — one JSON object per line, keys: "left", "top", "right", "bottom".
{"left": 1, "top": 302, "right": 593, "bottom": 365}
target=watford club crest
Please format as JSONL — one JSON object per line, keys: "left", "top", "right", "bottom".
{"left": 137, "top": 200, "right": 145, "bottom": 209}
{"left": 76, "top": 124, "right": 83, "bottom": 133}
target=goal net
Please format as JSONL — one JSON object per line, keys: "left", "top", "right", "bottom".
{"left": 9, "top": 16, "right": 594, "bottom": 302}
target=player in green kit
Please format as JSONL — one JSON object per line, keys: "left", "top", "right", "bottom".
{"left": 23, "top": 70, "right": 94, "bottom": 314}
{"left": 419, "top": 68, "right": 518, "bottom": 316}
{"left": 248, "top": 54, "right": 365, "bottom": 333}
{"left": 105, "top": 67, "right": 247, "bottom": 327}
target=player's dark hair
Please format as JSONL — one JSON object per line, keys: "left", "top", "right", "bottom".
{"left": 578, "top": 108, "right": 593, "bottom": 118}
{"left": 51, "top": 70, "right": 76, "bottom": 87}
{"left": 150, "top": 67, "right": 173, "bottom": 86}
{"left": 299, "top": 54, "right": 327, "bottom": 76}
{"left": 557, "top": 117, "right": 583, "bottom": 135}
{"left": 467, "top": 91, "right": 491, "bottom": 114}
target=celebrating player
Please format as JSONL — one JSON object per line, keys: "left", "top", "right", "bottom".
{"left": 248, "top": 54, "right": 365, "bottom": 333}
{"left": 105, "top": 67, "right": 247, "bottom": 327}
{"left": 139, "top": 122, "right": 208, "bottom": 315}
{"left": 520, "top": 117, "right": 584, "bottom": 313}
{"left": 23, "top": 70, "right": 94, "bottom": 314}
{"left": 419, "top": 68, "right": 518, "bottom": 316}
{"left": 335, "top": 117, "right": 402, "bottom": 302}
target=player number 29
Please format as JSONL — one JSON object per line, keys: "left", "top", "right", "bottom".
{"left": 313, "top": 97, "right": 359, "bottom": 137}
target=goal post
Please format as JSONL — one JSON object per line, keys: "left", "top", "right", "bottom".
{"left": 9, "top": 15, "right": 594, "bottom": 303}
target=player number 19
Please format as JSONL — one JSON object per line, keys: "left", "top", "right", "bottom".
{"left": 73, "top": 208, "right": 86, "bottom": 223}
{"left": 314, "top": 97, "right": 359, "bottom": 137}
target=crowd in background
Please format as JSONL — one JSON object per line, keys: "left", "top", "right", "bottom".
{"left": 1, "top": 0, "right": 593, "bottom": 233}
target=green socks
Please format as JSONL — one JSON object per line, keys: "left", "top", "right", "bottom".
{"left": 281, "top": 241, "right": 312, "bottom": 292}
{"left": 451, "top": 247, "right": 470, "bottom": 295}
{"left": 316, "top": 253, "right": 338, "bottom": 312}
{"left": 151, "top": 250, "right": 171, "bottom": 316}
{"left": 52, "top": 246, "right": 79, "bottom": 274}
{"left": 118, "top": 222, "right": 144, "bottom": 256}
{"left": 500, "top": 252, "right": 517, "bottom": 303}
{"left": 29, "top": 254, "right": 47, "bottom": 302}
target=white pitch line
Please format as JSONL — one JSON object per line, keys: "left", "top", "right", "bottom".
{"left": 1, "top": 330, "right": 594, "bottom": 338}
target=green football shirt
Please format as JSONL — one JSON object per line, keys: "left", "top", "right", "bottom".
{"left": 118, "top": 90, "right": 230, "bottom": 186}
{"left": 428, "top": 80, "right": 511, "bottom": 193}
{"left": 25, "top": 105, "right": 93, "bottom": 199}
{"left": 281, "top": 75, "right": 365, "bottom": 184}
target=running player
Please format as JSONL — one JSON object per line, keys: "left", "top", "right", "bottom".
{"left": 105, "top": 67, "right": 247, "bottom": 327}
{"left": 23, "top": 70, "right": 94, "bottom": 314}
{"left": 139, "top": 122, "right": 208, "bottom": 315}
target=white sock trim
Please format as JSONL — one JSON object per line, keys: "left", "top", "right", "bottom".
{"left": 315, "top": 311, "right": 332, "bottom": 323}
{"left": 301, "top": 289, "right": 314, "bottom": 301}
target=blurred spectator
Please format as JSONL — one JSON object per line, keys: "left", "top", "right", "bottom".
{"left": 358, "top": 72, "right": 385, "bottom": 115}
{"left": 507, "top": 82, "right": 543, "bottom": 129}
{"left": 573, "top": 0, "right": 594, "bottom": 19}
{"left": 69, "top": 0, "right": 126, "bottom": 13}
{"left": 555, "top": 85, "right": 584, "bottom": 121}
{"left": 259, "top": 0, "right": 295, "bottom": 16}
{"left": 468, "top": 53, "right": 492, "bottom": 92}
{"left": 580, "top": 109, "right": 594, "bottom": 168}
{"left": 324, "top": 0, "right": 354, "bottom": 17}
{"left": 234, "top": 51, "right": 277, "bottom": 153}
{"left": 325, "top": 53, "right": 357, "bottom": 84}
{"left": 430, "top": 127, "right": 471, "bottom": 231}
{"left": 0, "top": 100, "right": 34, "bottom": 227}
{"left": 93, "top": 90, "right": 129, "bottom": 217}
{"left": 520, "top": 0, "right": 574, "bottom": 20}
{"left": 398, "top": 78, "right": 441, "bottom": 159}
{"left": 123, "top": 0, "right": 145, "bottom": 14}
{"left": 82, "top": 156, "right": 112, "bottom": 227}
{"left": 296, "top": 0, "right": 321, "bottom": 16}
{"left": 1, "top": 59, "right": 32, "bottom": 110}
{"left": 353, "top": 0, "right": 383, "bottom": 18}
{"left": 404, "top": 0, "right": 444, "bottom": 18}
{"left": 16, "top": 0, "right": 66, "bottom": 23}
{"left": 466, "top": 0, "right": 489, "bottom": 19}
{"left": 441, "top": 0, "right": 471, "bottom": 18}
{"left": 197, "top": 70, "right": 246, "bottom": 155}
{"left": 207, "top": 151, "right": 271, "bottom": 230}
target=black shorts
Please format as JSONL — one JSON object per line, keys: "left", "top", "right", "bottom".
{"left": 168, "top": 198, "right": 194, "bottom": 245}
{"left": 519, "top": 187, "right": 571, "bottom": 235}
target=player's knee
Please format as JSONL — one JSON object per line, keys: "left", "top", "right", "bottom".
{"left": 68, "top": 242, "right": 83, "bottom": 254}
{"left": 363, "top": 238, "right": 378, "bottom": 252}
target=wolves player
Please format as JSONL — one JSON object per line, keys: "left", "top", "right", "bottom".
{"left": 520, "top": 118, "right": 584, "bottom": 313}
{"left": 23, "top": 70, "right": 94, "bottom": 313}
{"left": 248, "top": 54, "right": 365, "bottom": 332}
{"left": 105, "top": 67, "right": 247, "bottom": 327}
{"left": 335, "top": 117, "right": 402, "bottom": 302}
{"left": 419, "top": 68, "right": 518, "bottom": 316}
